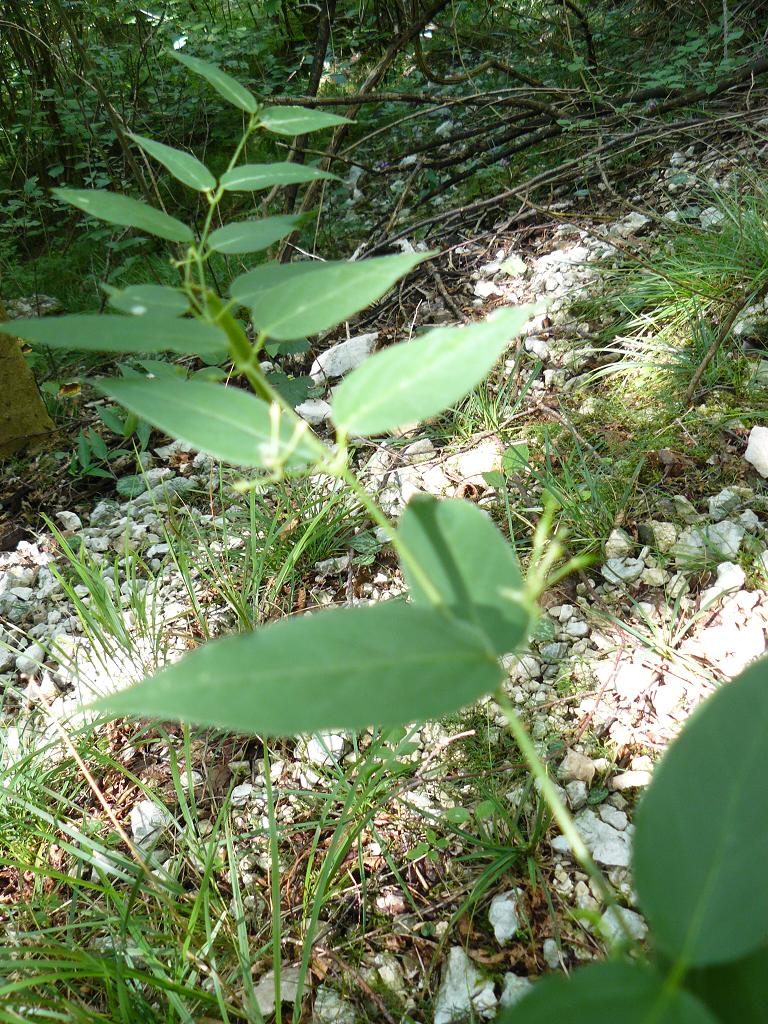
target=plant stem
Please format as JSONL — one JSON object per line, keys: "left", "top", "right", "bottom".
{"left": 263, "top": 743, "right": 282, "bottom": 1024}
{"left": 494, "top": 688, "right": 637, "bottom": 945}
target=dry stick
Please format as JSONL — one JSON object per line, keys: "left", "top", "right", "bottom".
{"left": 45, "top": 713, "right": 162, "bottom": 885}
{"left": 560, "top": 0, "right": 597, "bottom": 69}
{"left": 366, "top": 108, "right": 750, "bottom": 253}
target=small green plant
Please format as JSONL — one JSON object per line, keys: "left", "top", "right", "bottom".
{"left": 4, "top": 54, "right": 765, "bottom": 1022}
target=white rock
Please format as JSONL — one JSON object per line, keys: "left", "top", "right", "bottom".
{"left": 539, "top": 642, "right": 568, "bottom": 661}
{"left": 598, "top": 804, "right": 628, "bottom": 830}
{"left": 610, "top": 213, "right": 650, "bottom": 237}
{"left": 434, "top": 947, "right": 497, "bottom": 1024}
{"left": 699, "top": 206, "right": 724, "bottom": 229}
{"left": 612, "top": 660, "right": 655, "bottom": 701}
{"left": 374, "top": 952, "right": 406, "bottom": 996}
{"left": 598, "top": 906, "right": 648, "bottom": 945}
{"left": 500, "top": 254, "right": 527, "bottom": 276}
{"left": 739, "top": 509, "right": 760, "bottom": 532}
{"left": 402, "top": 437, "right": 436, "bottom": 463}
{"left": 745, "top": 426, "right": 768, "bottom": 477}
{"left": 559, "top": 750, "right": 596, "bottom": 785}
{"left": 231, "top": 783, "right": 255, "bottom": 807}
{"left": 488, "top": 890, "right": 522, "bottom": 944}
{"left": 699, "top": 561, "right": 746, "bottom": 606}
{"left": 255, "top": 966, "right": 301, "bottom": 1015}
{"left": 299, "top": 732, "right": 347, "bottom": 766}
{"left": 552, "top": 809, "right": 631, "bottom": 867}
{"left": 705, "top": 521, "right": 745, "bottom": 560}
{"left": 130, "top": 800, "right": 174, "bottom": 847}
{"left": 310, "top": 333, "right": 377, "bottom": 383}
{"left": 474, "top": 280, "right": 502, "bottom": 299}
{"left": 564, "top": 619, "right": 589, "bottom": 638}
{"left": 542, "top": 938, "right": 561, "bottom": 969}
{"left": 602, "top": 557, "right": 644, "bottom": 584}
{"left": 500, "top": 973, "right": 533, "bottom": 1008}
{"left": 673, "top": 527, "right": 706, "bottom": 565}
{"left": 55, "top": 511, "right": 82, "bottom": 531}
{"left": 641, "top": 521, "right": 678, "bottom": 552}
{"left": 502, "top": 654, "right": 542, "bottom": 682}
{"left": 524, "top": 336, "right": 550, "bottom": 360}
{"left": 295, "top": 399, "right": 332, "bottom": 425}
{"left": 605, "top": 528, "right": 633, "bottom": 558}
{"left": 313, "top": 985, "right": 356, "bottom": 1024}
{"left": 565, "top": 780, "right": 588, "bottom": 810}
{"left": 445, "top": 441, "right": 502, "bottom": 483}
{"left": 16, "top": 642, "right": 45, "bottom": 674}
{"left": 641, "top": 567, "right": 668, "bottom": 587}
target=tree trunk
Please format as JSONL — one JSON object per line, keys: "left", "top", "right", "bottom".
{"left": 0, "top": 300, "right": 56, "bottom": 457}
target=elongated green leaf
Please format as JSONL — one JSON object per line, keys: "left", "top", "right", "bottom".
{"left": 220, "top": 163, "right": 337, "bottom": 191}
{"left": 93, "top": 603, "right": 502, "bottom": 734}
{"left": 634, "top": 657, "right": 768, "bottom": 966}
{"left": 53, "top": 188, "right": 193, "bottom": 243}
{"left": 0, "top": 315, "right": 227, "bottom": 359}
{"left": 496, "top": 964, "right": 716, "bottom": 1024}
{"left": 173, "top": 52, "right": 257, "bottom": 113}
{"left": 332, "top": 307, "right": 531, "bottom": 435}
{"left": 398, "top": 496, "right": 529, "bottom": 656}
{"left": 235, "top": 252, "right": 431, "bottom": 341}
{"left": 686, "top": 946, "right": 768, "bottom": 1023}
{"left": 259, "top": 105, "right": 350, "bottom": 135}
{"left": 207, "top": 215, "right": 303, "bottom": 254}
{"left": 128, "top": 133, "right": 216, "bottom": 192}
{"left": 105, "top": 284, "right": 190, "bottom": 317}
{"left": 230, "top": 261, "right": 321, "bottom": 303}
{"left": 96, "top": 378, "right": 326, "bottom": 470}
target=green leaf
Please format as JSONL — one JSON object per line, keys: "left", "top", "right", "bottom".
{"left": 634, "top": 657, "right": 768, "bottom": 966}
{"left": 265, "top": 338, "right": 310, "bottom": 357}
{"left": 332, "top": 307, "right": 530, "bottom": 435}
{"left": 496, "top": 963, "right": 716, "bottom": 1024}
{"left": 0, "top": 315, "right": 228, "bottom": 360}
{"left": 259, "top": 105, "right": 351, "bottom": 135}
{"left": 398, "top": 496, "right": 529, "bottom": 656}
{"left": 96, "top": 406, "right": 127, "bottom": 435}
{"left": 234, "top": 253, "right": 431, "bottom": 341}
{"left": 503, "top": 443, "right": 530, "bottom": 472}
{"left": 230, "top": 261, "right": 321, "bottom": 304}
{"left": 444, "top": 807, "right": 471, "bottom": 824}
{"left": 220, "top": 163, "right": 337, "bottom": 191}
{"left": 105, "top": 284, "right": 190, "bottom": 318}
{"left": 128, "top": 133, "right": 216, "bottom": 192}
{"left": 53, "top": 189, "right": 193, "bottom": 243}
{"left": 95, "top": 378, "right": 326, "bottom": 471}
{"left": 207, "top": 215, "right": 303, "bottom": 254}
{"left": 686, "top": 946, "right": 768, "bottom": 1023}
{"left": 92, "top": 603, "right": 502, "bottom": 734}
{"left": 87, "top": 429, "right": 108, "bottom": 461}
{"left": 265, "top": 371, "right": 312, "bottom": 407}
{"left": 173, "top": 52, "right": 257, "bottom": 113}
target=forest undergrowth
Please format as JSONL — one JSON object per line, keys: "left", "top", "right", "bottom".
{"left": 2, "top": 1, "right": 768, "bottom": 1020}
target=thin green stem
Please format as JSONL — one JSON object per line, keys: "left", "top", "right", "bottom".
{"left": 494, "top": 688, "right": 637, "bottom": 946}
{"left": 262, "top": 743, "right": 282, "bottom": 1024}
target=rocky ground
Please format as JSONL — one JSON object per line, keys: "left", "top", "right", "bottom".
{"left": 2, "top": 137, "right": 768, "bottom": 1020}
